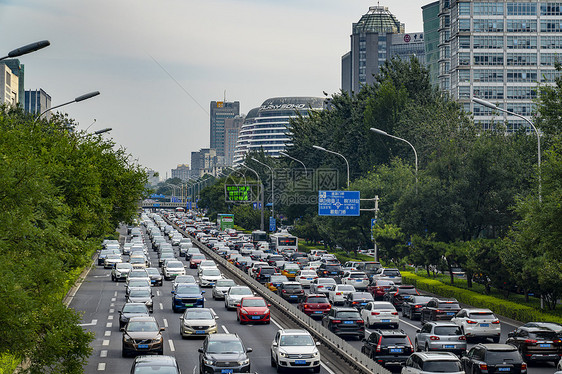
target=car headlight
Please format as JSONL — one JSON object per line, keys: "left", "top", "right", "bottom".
{"left": 280, "top": 352, "right": 289, "bottom": 358}
{"left": 265, "top": 309, "right": 270, "bottom": 315}
{"left": 241, "top": 309, "right": 248, "bottom": 314}
{"left": 312, "top": 351, "right": 319, "bottom": 357}
{"left": 123, "top": 334, "right": 133, "bottom": 343}
{"left": 238, "top": 358, "right": 250, "bottom": 366}
{"left": 203, "top": 358, "right": 215, "bottom": 365}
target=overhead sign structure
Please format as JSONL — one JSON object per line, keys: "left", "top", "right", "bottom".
{"left": 318, "top": 190, "right": 360, "bottom": 216}
{"left": 225, "top": 185, "right": 253, "bottom": 202}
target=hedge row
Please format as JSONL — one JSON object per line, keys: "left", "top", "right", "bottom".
{"left": 402, "top": 272, "right": 562, "bottom": 324}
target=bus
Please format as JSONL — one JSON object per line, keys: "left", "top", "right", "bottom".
{"left": 251, "top": 230, "right": 267, "bottom": 244}
{"left": 269, "top": 231, "right": 298, "bottom": 254}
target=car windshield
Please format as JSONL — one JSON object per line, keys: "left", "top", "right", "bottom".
{"left": 280, "top": 335, "right": 314, "bottom": 346}
{"left": 185, "top": 310, "right": 213, "bottom": 320}
{"left": 145, "top": 268, "right": 159, "bottom": 275}
{"left": 307, "top": 296, "right": 329, "bottom": 303}
{"left": 434, "top": 326, "right": 463, "bottom": 335}
{"left": 230, "top": 288, "right": 252, "bottom": 295}
{"left": 423, "top": 361, "right": 463, "bottom": 372}
{"left": 117, "top": 263, "right": 133, "bottom": 270}
{"left": 384, "top": 270, "right": 401, "bottom": 276}
{"left": 206, "top": 340, "right": 244, "bottom": 354}
{"left": 468, "top": 312, "right": 495, "bottom": 319}
{"left": 529, "top": 331, "right": 558, "bottom": 340}
{"left": 192, "top": 254, "right": 205, "bottom": 260}
{"left": 202, "top": 269, "right": 221, "bottom": 276}
{"left": 176, "top": 285, "right": 200, "bottom": 294}
{"left": 242, "top": 299, "right": 267, "bottom": 307}
{"left": 336, "top": 311, "right": 361, "bottom": 319}
{"left": 122, "top": 304, "right": 148, "bottom": 313}
{"left": 399, "top": 288, "right": 419, "bottom": 295}
{"left": 337, "top": 285, "right": 355, "bottom": 291}
{"left": 107, "top": 254, "right": 121, "bottom": 259}
{"left": 216, "top": 280, "right": 236, "bottom": 287}
{"left": 127, "top": 321, "right": 158, "bottom": 332}
{"left": 382, "top": 336, "right": 409, "bottom": 345}
{"left": 161, "top": 253, "right": 174, "bottom": 258}
{"left": 200, "top": 261, "right": 215, "bottom": 267}
{"left": 283, "top": 284, "right": 302, "bottom": 290}
{"left": 364, "top": 263, "right": 380, "bottom": 271}
{"left": 325, "top": 265, "right": 341, "bottom": 271}
{"left": 350, "top": 273, "right": 366, "bottom": 278}
{"left": 260, "top": 268, "right": 275, "bottom": 274}
{"left": 374, "top": 303, "right": 395, "bottom": 310}
{"left": 284, "top": 265, "right": 300, "bottom": 270}
{"left": 270, "top": 276, "right": 288, "bottom": 283}
{"left": 188, "top": 249, "right": 201, "bottom": 254}
{"left": 438, "top": 302, "right": 460, "bottom": 309}
{"left": 486, "top": 350, "right": 521, "bottom": 364}
{"left": 319, "top": 279, "right": 335, "bottom": 284}
{"left": 129, "top": 271, "right": 148, "bottom": 277}
{"left": 167, "top": 262, "right": 183, "bottom": 269}
{"left": 130, "top": 258, "right": 145, "bottom": 263}
{"left": 175, "top": 275, "right": 195, "bottom": 283}
{"left": 129, "top": 289, "right": 151, "bottom": 298}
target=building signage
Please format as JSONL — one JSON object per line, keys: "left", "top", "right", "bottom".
{"left": 260, "top": 103, "right": 307, "bottom": 111}
{"left": 318, "top": 190, "right": 360, "bottom": 216}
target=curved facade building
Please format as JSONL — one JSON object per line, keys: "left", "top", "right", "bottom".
{"left": 233, "top": 97, "right": 324, "bottom": 165}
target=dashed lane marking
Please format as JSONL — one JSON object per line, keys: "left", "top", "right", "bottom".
{"left": 159, "top": 303, "right": 163, "bottom": 310}
{"left": 163, "top": 319, "right": 168, "bottom": 328}
{"left": 168, "top": 340, "right": 175, "bottom": 352}
{"left": 108, "top": 315, "right": 113, "bottom": 320}
{"left": 106, "top": 322, "right": 112, "bottom": 328}
{"left": 100, "top": 350, "right": 107, "bottom": 358}
{"left": 104, "top": 331, "right": 111, "bottom": 337}
{"left": 97, "top": 363, "right": 106, "bottom": 371}
{"left": 102, "top": 340, "right": 110, "bottom": 346}
{"left": 221, "top": 325, "right": 229, "bottom": 334}
{"left": 78, "top": 319, "right": 98, "bottom": 327}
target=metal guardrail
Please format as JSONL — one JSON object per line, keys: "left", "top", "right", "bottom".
{"left": 166, "top": 218, "right": 390, "bottom": 374}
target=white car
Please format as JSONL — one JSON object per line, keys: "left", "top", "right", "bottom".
{"left": 310, "top": 278, "right": 337, "bottom": 295}
{"left": 360, "top": 301, "right": 399, "bottom": 328}
{"left": 103, "top": 253, "right": 123, "bottom": 269}
{"left": 271, "top": 329, "right": 321, "bottom": 373}
{"left": 198, "top": 260, "right": 218, "bottom": 275}
{"left": 295, "top": 270, "right": 318, "bottom": 288}
{"left": 401, "top": 352, "right": 463, "bottom": 374}
{"left": 162, "top": 260, "right": 186, "bottom": 280}
{"left": 372, "top": 268, "right": 402, "bottom": 285}
{"left": 199, "top": 267, "right": 223, "bottom": 287}
{"left": 179, "top": 242, "right": 193, "bottom": 256}
{"left": 212, "top": 278, "right": 237, "bottom": 300}
{"left": 224, "top": 286, "right": 254, "bottom": 310}
{"left": 111, "top": 262, "right": 133, "bottom": 281}
{"left": 328, "top": 284, "right": 356, "bottom": 305}
{"left": 341, "top": 271, "right": 370, "bottom": 290}
{"left": 172, "top": 274, "right": 197, "bottom": 288}
{"left": 450, "top": 308, "right": 501, "bottom": 342}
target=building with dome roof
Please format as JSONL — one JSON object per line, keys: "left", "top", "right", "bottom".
{"left": 342, "top": 5, "right": 425, "bottom": 94}
{"left": 233, "top": 97, "right": 325, "bottom": 166}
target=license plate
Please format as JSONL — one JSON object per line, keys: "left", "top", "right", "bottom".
{"left": 314, "top": 311, "right": 323, "bottom": 314}
{"left": 330, "top": 272, "right": 337, "bottom": 274}
{"left": 295, "top": 360, "right": 307, "bottom": 364}
{"left": 343, "top": 320, "right": 354, "bottom": 324}
{"left": 444, "top": 345, "right": 455, "bottom": 349}
{"left": 290, "top": 295, "right": 297, "bottom": 298}
{"left": 480, "top": 323, "right": 489, "bottom": 327}
{"left": 138, "top": 344, "right": 149, "bottom": 349}
{"left": 382, "top": 319, "right": 391, "bottom": 322}
{"left": 540, "top": 343, "right": 552, "bottom": 347}
{"left": 252, "top": 316, "right": 260, "bottom": 319}
{"left": 185, "top": 303, "right": 193, "bottom": 307}
{"left": 355, "top": 280, "right": 362, "bottom": 282}
{"left": 498, "top": 368, "right": 510, "bottom": 372}
{"left": 151, "top": 280, "right": 155, "bottom": 283}
{"left": 390, "top": 348, "right": 403, "bottom": 353}
{"left": 389, "top": 276, "right": 395, "bottom": 278}
{"left": 209, "top": 282, "right": 215, "bottom": 286}
{"left": 195, "top": 330, "right": 205, "bottom": 334}
{"left": 307, "top": 278, "right": 313, "bottom": 280}
{"left": 447, "top": 312, "right": 455, "bottom": 315}
{"left": 221, "top": 370, "right": 233, "bottom": 374}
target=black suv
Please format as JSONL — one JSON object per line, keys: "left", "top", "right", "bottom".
{"left": 277, "top": 281, "right": 305, "bottom": 302}
{"left": 420, "top": 297, "right": 461, "bottom": 322}
{"left": 198, "top": 333, "right": 252, "bottom": 374}
{"left": 461, "top": 344, "right": 527, "bottom": 374}
{"left": 254, "top": 266, "right": 276, "bottom": 284}
{"left": 317, "top": 263, "right": 344, "bottom": 278}
{"left": 322, "top": 307, "right": 365, "bottom": 340}
{"left": 506, "top": 325, "right": 562, "bottom": 364}
{"left": 361, "top": 329, "right": 413, "bottom": 368}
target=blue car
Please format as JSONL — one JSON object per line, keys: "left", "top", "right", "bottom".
{"left": 172, "top": 283, "right": 205, "bottom": 312}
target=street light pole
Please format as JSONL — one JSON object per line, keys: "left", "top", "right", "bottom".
{"left": 370, "top": 128, "right": 418, "bottom": 192}
{"left": 279, "top": 151, "right": 307, "bottom": 175}
{"left": 34, "top": 91, "right": 100, "bottom": 123}
{"left": 312, "top": 145, "right": 350, "bottom": 188}
{"left": 0, "top": 40, "right": 50, "bottom": 61}
{"left": 251, "top": 157, "right": 275, "bottom": 218}
{"left": 241, "top": 164, "right": 264, "bottom": 231}
{"left": 472, "top": 97, "right": 541, "bottom": 201}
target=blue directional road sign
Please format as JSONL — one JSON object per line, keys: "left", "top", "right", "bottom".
{"left": 318, "top": 190, "right": 360, "bottom": 216}
{"left": 269, "top": 217, "right": 276, "bottom": 232}
{"left": 371, "top": 218, "right": 377, "bottom": 240}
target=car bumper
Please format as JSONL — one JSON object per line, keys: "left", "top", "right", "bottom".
{"left": 239, "top": 313, "right": 270, "bottom": 323}
{"left": 427, "top": 342, "right": 467, "bottom": 354}
{"left": 201, "top": 364, "right": 251, "bottom": 374}
{"left": 373, "top": 355, "right": 409, "bottom": 366}
{"left": 524, "top": 352, "right": 560, "bottom": 362}
{"left": 463, "top": 326, "right": 501, "bottom": 337}
{"left": 277, "top": 356, "right": 320, "bottom": 369}
{"left": 122, "top": 340, "right": 163, "bottom": 355}
{"left": 180, "top": 324, "right": 217, "bottom": 337}
{"left": 370, "top": 317, "right": 400, "bottom": 326}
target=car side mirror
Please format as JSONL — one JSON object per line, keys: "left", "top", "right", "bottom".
{"left": 236, "top": 304, "right": 241, "bottom": 307}
{"left": 416, "top": 329, "right": 421, "bottom": 333}
{"left": 198, "top": 348, "right": 204, "bottom": 353}
{"left": 247, "top": 347, "right": 253, "bottom": 353}
{"left": 267, "top": 304, "right": 271, "bottom": 307}
{"left": 171, "top": 290, "right": 175, "bottom": 294}
{"left": 272, "top": 342, "right": 278, "bottom": 347}
{"left": 214, "top": 315, "right": 219, "bottom": 319}
{"left": 316, "top": 342, "right": 321, "bottom": 346}
{"left": 201, "top": 290, "right": 205, "bottom": 294}
{"left": 507, "top": 331, "right": 514, "bottom": 338}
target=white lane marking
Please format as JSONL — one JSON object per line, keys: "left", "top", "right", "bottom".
{"left": 221, "top": 325, "right": 229, "bottom": 333}
{"left": 104, "top": 331, "right": 111, "bottom": 337}
{"left": 78, "top": 319, "right": 98, "bottom": 327}
{"left": 157, "top": 290, "right": 161, "bottom": 296}
{"left": 100, "top": 350, "right": 107, "bottom": 358}
{"left": 97, "top": 363, "right": 106, "bottom": 371}
{"left": 159, "top": 303, "right": 164, "bottom": 310}
{"left": 111, "top": 297, "right": 116, "bottom": 302}
{"left": 163, "top": 318, "right": 168, "bottom": 328}
{"left": 108, "top": 315, "right": 113, "bottom": 320}
{"left": 102, "top": 340, "right": 110, "bottom": 346}
{"left": 271, "top": 318, "right": 283, "bottom": 329}
{"left": 399, "top": 318, "right": 419, "bottom": 330}
{"left": 106, "top": 322, "right": 112, "bottom": 328}
{"left": 110, "top": 303, "right": 114, "bottom": 307}
{"left": 109, "top": 309, "right": 114, "bottom": 313}
{"left": 114, "top": 291, "right": 117, "bottom": 297}
{"left": 168, "top": 340, "right": 175, "bottom": 352}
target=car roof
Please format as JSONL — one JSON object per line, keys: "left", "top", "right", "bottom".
{"left": 282, "top": 281, "right": 301, "bottom": 285}
{"left": 374, "top": 329, "right": 407, "bottom": 336}
{"left": 332, "top": 306, "right": 360, "bottom": 312}
{"left": 414, "top": 352, "right": 460, "bottom": 361}
{"left": 128, "top": 316, "right": 157, "bottom": 323}
{"left": 133, "top": 355, "right": 178, "bottom": 366}
{"left": 463, "top": 308, "right": 494, "bottom": 313}
{"left": 426, "top": 321, "right": 459, "bottom": 327}
{"left": 279, "top": 329, "right": 312, "bottom": 336}
{"left": 207, "top": 333, "right": 241, "bottom": 341}
{"left": 475, "top": 343, "right": 518, "bottom": 351}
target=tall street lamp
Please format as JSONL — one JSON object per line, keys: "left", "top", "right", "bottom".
{"left": 312, "top": 145, "right": 350, "bottom": 188}
{"left": 251, "top": 157, "right": 275, "bottom": 218}
{"left": 472, "top": 97, "right": 541, "bottom": 201}
{"left": 279, "top": 151, "right": 307, "bottom": 175}
{"left": 93, "top": 128, "right": 112, "bottom": 135}
{"left": 34, "top": 91, "right": 100, "bottom": 123}
{"left": 370, "top": 128, "right": 418, "bottom": 192}
{"left": 0, "top": 40, "right": 50, "bottom": 61}
{"left": 241, "top": 164, "right": 264, "bottom": 231}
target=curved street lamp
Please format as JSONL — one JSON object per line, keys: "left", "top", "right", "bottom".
{"left": 34, "top": 91, "right": 100, "bottom": 123}
{"left": 279, "top": 151, "right": 307, "bottom": 175}
{"left": 312, "top": 145, "right": 350, "bottom": 188}
{"left": 0, "top": 40, "right": 50, "bottom": 61}
{"left": 472, "top": 97, "right": 541, "bottom": 201}
{"left": 241, "top": 163, "right": 264, "bottom": 231}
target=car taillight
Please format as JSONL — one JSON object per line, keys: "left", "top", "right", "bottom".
{"left": 430, "top": 336, "right": 440, "bottom": 341}
{"left": 357, "top": 320, "right": 364, "bottom": 324}
{"left": 394, "top": 291, "right": 399, "bottom": 296}
{"left": 371, "top": 312, "right": 380, "bottom": 315}
{"left": 376, "top": 336, "right": 382, "bottom": 352}
{"left": 492, "top": 320, "right": 500, "bottom": 324}
{"left": 391, "top": 312, "right": 398, "bottom": 315}
{"left": 407, "top": 336, "right": 414, "bottom": 350}
{"left": 459, "top": 335, "right": 466, "bottom": 340}
{"left": 282, "top": 290, "right": 287, "bottom": 293}
{"left": 467, "top": 320, "right": 478, "bottom": 324}
{"left": 333, "top": 320, "right": 341, "bottom": 323}
{"left": 479, "top": 364, "right": 488, "bottom": 371}
{"left": 336, "top": 292, "right": 342, "bottom": 295}
{"left": 414, "top": 304, "right": 422, "bottom": 308}
{"left": 524, "top": 339, "right": 537, "bottom": 344}
{"left": 521, "top": 363, "right": 527, "bottom": 370}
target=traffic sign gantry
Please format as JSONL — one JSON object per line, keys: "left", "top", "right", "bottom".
{"left": 318, "top": 190, "right": 360, "bottom": 216}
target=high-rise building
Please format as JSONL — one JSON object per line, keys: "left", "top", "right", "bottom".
{"left": 24, "top": 88, "right": 51, "bottom": 117}
{"left": 210, "top": 101, "right": 240, "bottom": 157}
{"left": 146, "top": 169, "right": 160, "bottom": 186}
{"left": 423, "top": 1, "right": 441, "bottom": 87}
{"left": 433, "top": 0, "right": 562, "bottom": 131}
{"left": 2, "top": 59, "right": 24, "bottom": 106}
{"left": 342, "top": 6, "right": 425, "bottom": 94}
{"left": 233, "top": 97, "right": 325, "bottom": 165}
{"left": 191, "top": 148, "right": 224, "bottom": 178}
{"left": 171, "top": 164, "right": 191, "bottom": 181}
{"left": 0, "top": 63, "right": 19, "bottom": 106}
{"left": 224, "top": 115, "right": 245, "bottom": 166}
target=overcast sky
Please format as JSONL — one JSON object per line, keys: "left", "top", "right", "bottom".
{"left": 1, "top": 0, "right": 428, "bottom": 177}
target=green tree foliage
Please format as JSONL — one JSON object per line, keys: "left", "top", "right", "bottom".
{"left": 0, "top": 106, "right": 147, "bottom": 372}
{"left": 537, "top": 62, "right": 562, "bottom": 138}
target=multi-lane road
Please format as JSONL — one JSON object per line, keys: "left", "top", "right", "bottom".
{"left": 70, "top": 226, "right": 558, "bottom": 374}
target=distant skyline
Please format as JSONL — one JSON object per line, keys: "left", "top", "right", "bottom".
{"left": 0, "top": 0, "right": 427, "bottom": 176}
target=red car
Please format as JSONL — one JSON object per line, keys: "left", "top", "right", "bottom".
{"left": 236, "top": 297, "right": 270, "bottom": 324}
{"left": 367, "top": 279, "right": 395, "bottom": 300}
{"left": 189, "top": 254, "right": 206, "bottom": 269}
{"left": 298, "top": 294, "right": 332, "bottom": 318}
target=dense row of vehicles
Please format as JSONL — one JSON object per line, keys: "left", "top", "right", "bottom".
{"left": 99, "top": 209, "right": 562, "bottom": 374}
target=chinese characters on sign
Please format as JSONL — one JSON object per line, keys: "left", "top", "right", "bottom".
{"left": 318, "top": 191, "right": 361, "bottom": 216}
{"left": 225, "top": 185, "right": 251, "bottom": 202}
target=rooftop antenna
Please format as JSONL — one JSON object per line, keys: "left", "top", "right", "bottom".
{"left": 224, "top": 89, "right": 226, "bottom": 102}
